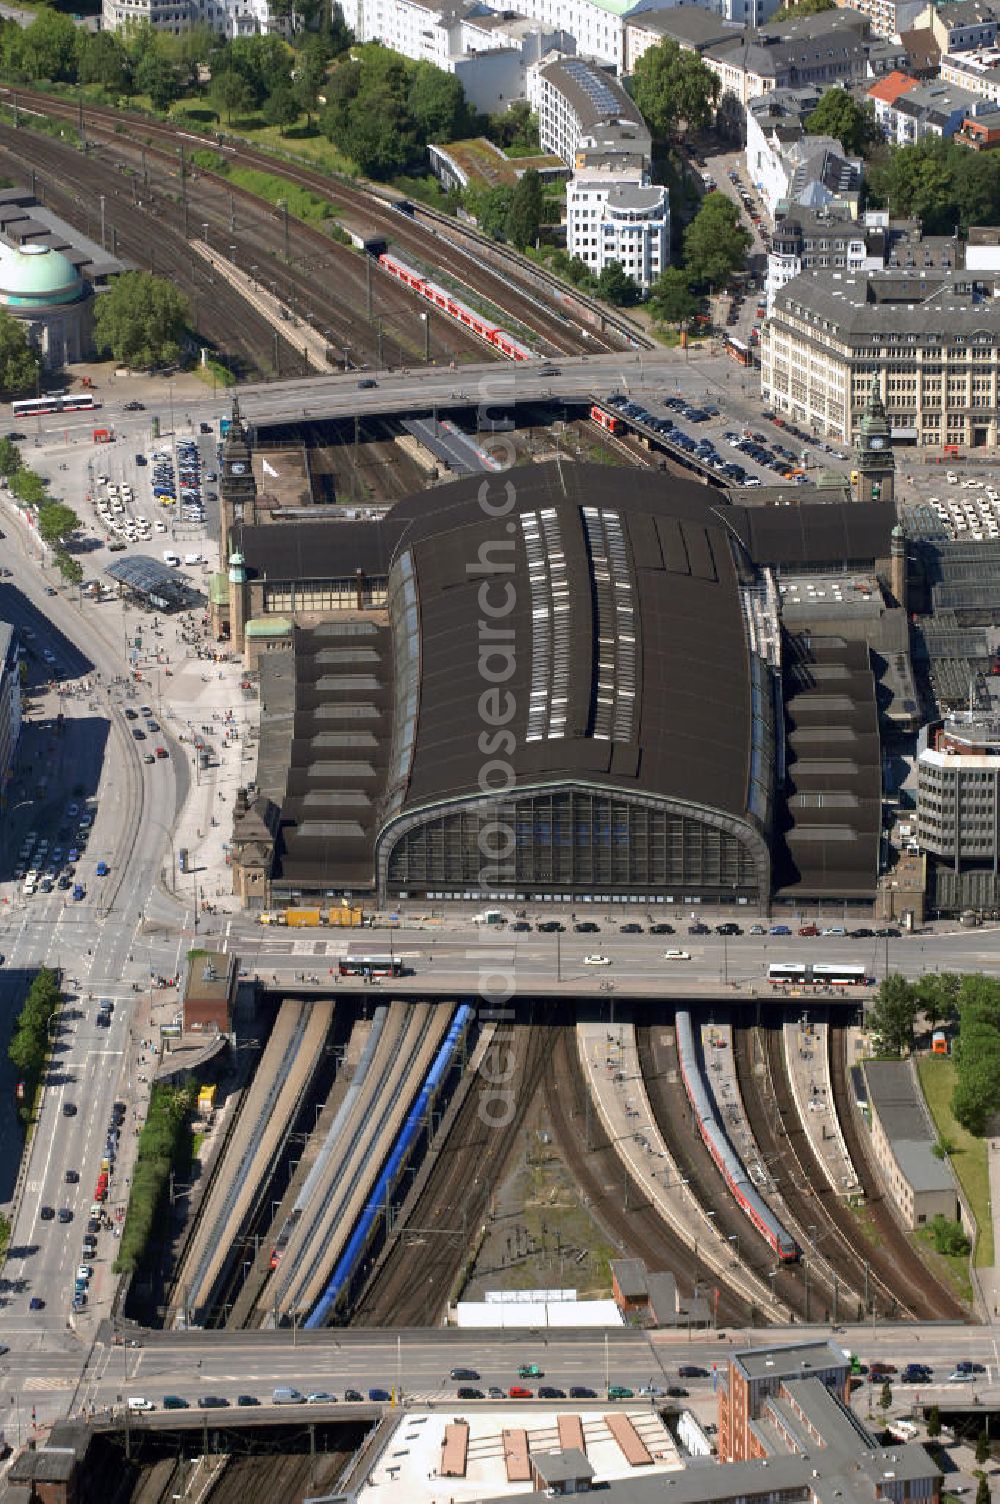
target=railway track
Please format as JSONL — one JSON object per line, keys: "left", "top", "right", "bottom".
{"left": 0, "top": 127, "right": 298, "bottom": 381}
{"left": 731, "top": 1020, "right": 884, "bottom": 1321}
{"left": 545, "top": 1022, "right": 754, "bottom": 1327}
{"left": 636, "top": 1020, "right": 808, "bottom": 1321}
{"left": 1, "top": 123, "right": 486, "bottom": 376}
{"left": 4, "top": 88, "right": 619, "bottom": 357}
{"left": 353, "top": 1012, "right": 555, "bottom": 1327}
{"left": 828, "top": 1023, "right": 967, "bottom": 1322}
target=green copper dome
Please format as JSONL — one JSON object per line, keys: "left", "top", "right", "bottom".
{"left": 0, "top": 245, "right": 83, "bottom": 308}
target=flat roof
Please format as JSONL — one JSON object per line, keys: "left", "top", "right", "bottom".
{"left": 734, "top": 1339, "right": 848, "bottom": 1382}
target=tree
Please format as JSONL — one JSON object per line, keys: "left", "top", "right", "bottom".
{"left": 8, "top": 469, "right": 47, "bottom": 508}
{"left": 212, "top": 67, "right": 256, "bottom": 124}
{"left": 136, "top": 51, "right": 184, "bottom": 113}
{"left": 632, "top": 38, "right": 720, "bottom": 142}
{"left": 878, "top": 1379, "right": 892, "bottom": 1414}
{"left": 926, "top": 1406, "right": 941, "bottom": 1438}
{"left": 13, "top": 9, "right": 78, "bottom": 82}
{"left": 293, "top": 35, "right": 330, "bottom": 126}
{"left": 650, "top": 266, "right": 699, "bottom": 327}
{"left": 37, "top": 503, "right": 80, "bottom": 548}
{"left": 915, "top": 971, "right": 961, "bottom": 1028}
{"left": 975, "top": 1429, "right": 990, "bottom": 1466}
{"left": 976, "top": 1475, "right": 990, "bottom": 1504}
{"left": 0, "top": 311, "right": 39, "bottom": 400}
{"left": 868, "top": 973, "right": 918, "bottom": 1057}
{"left": 93, "top": 271, "right": 189, "bottom": 369}
{"left": 262, "top": 81, "right": 299, "bottom": 134}
{"left": 872, "top": 137, "right": 956, "bottom": 234}
{"left": 54, "top": 549, "right": 83, "bottom": 586}
{"left": 683, "top": 193, "right": 751, "bottom": 289}
{"left": 930, "top": 1213, "right": 970, "bottom": 1257}
{"left": 0, "top": 436, "right": 21, "bottom": 478}
{"left": 770, "top": 0, "right": 835, "bottom": 19}
{"left": 470, "top": 185, "right": 513, "bottom": 240}
{"left": 805, "top": 87, "right": 877, "bottom": 158}
{"left": 596, "top": 261, "right": 640, "bottom": 307}
{"left": 77, "top": 30, "right": 133, "bottom": 92}
{"left": 505, "top": 168, "right": 543, "bottom": 251}
{"left": 342, "top": 84, "right": 415, "bottom": 177}
{"left": 407, "top": 62, "right": 471, "bottom": 143}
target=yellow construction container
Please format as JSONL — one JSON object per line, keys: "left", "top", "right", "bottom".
{"left": 285, "top": 908, "right": 324, "bottom": 927}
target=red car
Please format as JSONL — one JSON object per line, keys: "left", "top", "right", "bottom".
{"left": 509, "top": 1386, "right": 533, "bottom": 1399}
{"left": 798, "top": 924, "right": 819, "bottom": 937}
{"left": 155, "top": 746, "right": 168, "bottom": 759}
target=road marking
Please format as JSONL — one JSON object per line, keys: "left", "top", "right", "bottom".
{"left": 23, "top": 1377, "right": 74, "bottom": 1391}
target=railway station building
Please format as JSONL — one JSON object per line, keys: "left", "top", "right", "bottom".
{"left": 226, "top": 463, "right": 899, "bottom": 912}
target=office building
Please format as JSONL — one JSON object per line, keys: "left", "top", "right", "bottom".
{"left": 566, "top": 152, "right": 668, "bottom": 289}
{"left": 703, "top": 10, "right": 872, "bottom": 110}
{"left": 917, "top": 714, "right": 1000, "bottom": 873}
{"left": 624, "top": 7, "right": 742, "bottom": 71}
{"left": 760, "top": 267, "right": 1000, "bottom": 446}
{"left": 529, "top": 54, "right": 650, "bottom": 165}
{"left": 863, "top": 1060, "right": 961, "bottom": 1229}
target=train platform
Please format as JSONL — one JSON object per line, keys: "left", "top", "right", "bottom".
{"left": 576, "top": 1020, "right": 787, "bottom": 1323}
{"left": 782, "top": 1016, "right": 860, "bottom": 1197}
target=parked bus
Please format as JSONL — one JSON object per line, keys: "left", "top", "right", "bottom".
{"left": 338, "top": 952, "right": 405, "bottom": 977}
{"left": 12, "top": 392, "right": 98, "bottom": 418}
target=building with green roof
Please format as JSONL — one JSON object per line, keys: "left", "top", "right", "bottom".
{"left": 0, "top": 244, "right": 94, "bottom": 368}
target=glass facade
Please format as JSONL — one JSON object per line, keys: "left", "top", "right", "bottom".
{"left": 380, "top": 787, "right": 765, "bottom": 902}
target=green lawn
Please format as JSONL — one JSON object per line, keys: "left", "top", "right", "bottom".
{"left": 917, "top": 1055, "right": 993, "bottom": 1268}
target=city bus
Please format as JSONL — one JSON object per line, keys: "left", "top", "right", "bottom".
{"left": 12, "top": 392, "right": 98, "bottom": 418}
{"left": 724, "top": 336, "right": 752, "bottom": 367}
{"left": 338, "top": 952, "right": 405, "bottom": 977}
{"left": 768, "top": 962, "right": 871, "bottom": 987}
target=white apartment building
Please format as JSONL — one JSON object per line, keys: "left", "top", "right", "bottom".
{"left": 103, "top": 0, "right": 287, "bottom": 35}
{"left": 342, "top": 0, "right": 631, "bottom": 64}
{"left": 761, "top": 267, "right": 1000, "bottom": 448}
{"left": 337, "top": 0, "right": 569, "bottom": 110}
{"left": 746, "top": 93, "right": 863, "bottom": 222}
{"left": 871, "top": 76, "right": 986, "bottom": 140}
{"left": 567, "top": 161, "right": 668, "bottom": 288}
{"left": 529, "top": 53, "right": 650, "bottom": 165}
{"left": 941, "top": 45, "right": 1000, "bottom": 103}
{"left": 833, "top": 0, "right": 927, "bottom": 41}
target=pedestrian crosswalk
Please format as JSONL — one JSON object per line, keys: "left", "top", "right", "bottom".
{"left": 23, "top": 1377, "right": 74, "bottom": 1392}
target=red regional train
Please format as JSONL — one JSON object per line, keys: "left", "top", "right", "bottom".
{"left": 378, "top": 252, "right": 535, "bottom": 362}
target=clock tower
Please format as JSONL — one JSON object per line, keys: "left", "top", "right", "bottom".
{"left": 220, "top": 397, "right": 257, "bottom": 549}
{"left": 854, "top": 391, "right": 895, "bottom": 505}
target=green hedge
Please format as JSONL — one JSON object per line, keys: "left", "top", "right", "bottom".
{"left": 8, "top": 967, "right": 61, "bottom": 1125}
{"left": 114, "top": 1081, "right": 197, "bottom": 1274}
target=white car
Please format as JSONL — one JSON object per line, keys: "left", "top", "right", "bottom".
{"left": 75, "top": 1265, "right": 92, "bottom": 1281}
{"left": 664, "top": 949, "right": 692, "bottom": 961}
{"left": 583, "top": 954, "right": 611, "bottom": 967}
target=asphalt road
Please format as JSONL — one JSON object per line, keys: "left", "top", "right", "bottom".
{"left": 214, "top": 921, "right": 1000, "bottom": 995}
{"left": 8, "top": 1321, "right": 1000, "bottom": 1430}
{"left": 0, "top": 522, "right": 187, "bottom": 1352}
